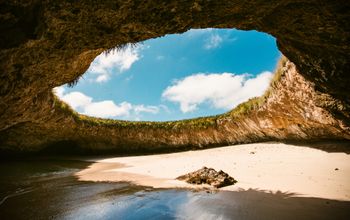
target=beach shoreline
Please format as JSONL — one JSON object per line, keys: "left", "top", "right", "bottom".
{"left": 76, "top": 143, "right": 350, "bottom": 201}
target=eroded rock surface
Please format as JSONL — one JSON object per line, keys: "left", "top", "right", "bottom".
{"left": 0, "top": 1, "right": 349, "bottom": 154}
{"left": 177, "top": 167, "right": 237, "bottom": 188}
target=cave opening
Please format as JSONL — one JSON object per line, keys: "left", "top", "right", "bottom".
{"left": 54, "top": 28, "right": 281, "bottom": 122}
{"left": 1, "top": 3, "right": 350, "bottom": 217}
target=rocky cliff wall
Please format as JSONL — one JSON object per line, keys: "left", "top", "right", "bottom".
{"left": 0, "top": 0, "right": 349, "bottom": 154}
{"left": 1, "top": 58, "right": 348, "bottom": 154}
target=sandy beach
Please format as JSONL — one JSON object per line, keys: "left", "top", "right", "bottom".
{"left": 76, "top": 143, "right": 350, "bottom": 201}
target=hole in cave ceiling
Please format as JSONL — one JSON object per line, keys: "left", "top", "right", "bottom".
{"left": 54, "top": 28, "right": 281, "bottom": 122}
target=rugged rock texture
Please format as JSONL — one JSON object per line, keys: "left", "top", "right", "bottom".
{"left": 0, "top": 0, "right": 349, "bottom": 154}
{"left": 177, "top": 167, "right": 237, "bottom": 188}
{"left": 1, "top": 57, "right": 348, "bottom": 154}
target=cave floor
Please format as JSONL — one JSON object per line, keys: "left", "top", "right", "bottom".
{"left": 1, "top": 143, "right": 349, "bottom": 219}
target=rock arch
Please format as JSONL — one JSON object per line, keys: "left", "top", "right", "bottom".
{"left": 0, "top": 0, "right": 349, "bottom": 154}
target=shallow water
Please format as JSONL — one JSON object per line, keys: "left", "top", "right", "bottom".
{"left": 0, "top": 158, "right": 349, "bottom": 220}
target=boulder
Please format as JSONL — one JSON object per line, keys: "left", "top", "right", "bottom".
{"left": 176, "top": 166, "right": 237, "bottom": 188}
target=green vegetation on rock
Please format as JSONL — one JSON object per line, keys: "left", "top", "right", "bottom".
{"left": 53, "top": 56, "right": 288, "bottom": 131}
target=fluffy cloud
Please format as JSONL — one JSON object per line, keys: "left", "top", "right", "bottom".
{"left": 162, "top": 71, "right": 273, "bottom": 113}
{"left": 53, "top": 87, "right": 161, "bottom": 119}
{"left": 204, "top": 34, "right": 223, "bottom": 49}
{"left": 87, "top": 44, "right": 142, "bottom": 83}
{"left": 84, "top": 101, "right": 132, "bottom": 118}
{"left": 134, "top": 105, "right": 159, "bottom": 114}
{"left": 59, "top": 91, "right": 92, "bottom": 109}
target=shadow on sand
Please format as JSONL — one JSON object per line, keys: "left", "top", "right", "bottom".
{"left": 282, "top": 140, "right": 350, "bottom": 154}
{"left": 0, "top": 158, "right": 349, "bottom": 219}
{"left": 183, "top": 188, "right": 350, "bottom": 220}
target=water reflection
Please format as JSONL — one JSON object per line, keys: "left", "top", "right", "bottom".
{"left": 0, "top": 159, "right": 349, "bottom": 220}
{"left": 64, "top": 189, "right": 189, "bottom": 220}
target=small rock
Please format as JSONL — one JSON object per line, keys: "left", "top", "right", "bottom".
{"left": 250, "top": 151, "right": 255, "bottom": 154}
{"left": 335, "top": 168, "right": 339, "bottom": 171}
{"left": 176, "top": 166, "right": 237, "bottom": 188}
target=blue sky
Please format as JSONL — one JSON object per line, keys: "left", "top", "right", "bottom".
{"left": 55, "top": 28, "right": 280, "bottom": 121}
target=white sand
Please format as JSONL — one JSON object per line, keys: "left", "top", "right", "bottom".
{"left": 76, "top": 143, "right": 350, "bottom": 201}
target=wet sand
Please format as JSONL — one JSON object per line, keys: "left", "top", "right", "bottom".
{"left": 77, "top": 142, "right": 350, "bottom": 201}
{"left": 1, "top": 148, "right": 349, "bottom": 219}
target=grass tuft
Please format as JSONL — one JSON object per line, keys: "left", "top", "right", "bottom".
{"left": 104, "top": 42, "right": 140, "bottom": 56}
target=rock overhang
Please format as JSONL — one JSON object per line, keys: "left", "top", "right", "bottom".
{"left": 0, "top": 0, "right": 349, "bottom": 154}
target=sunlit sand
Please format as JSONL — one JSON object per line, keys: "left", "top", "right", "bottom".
{"left": 76, "top": 143, "right": 350, "bottom": 201}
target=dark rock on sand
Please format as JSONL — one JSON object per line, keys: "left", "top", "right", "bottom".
{"left": 176, "top": 166, "right": 237, "bottom": 188}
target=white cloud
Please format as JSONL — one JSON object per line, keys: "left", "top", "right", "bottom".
{"left": 204, "top": 34, "right": 223, "bottom": 49}
{"left": 53, "top": 87, "right": 163, "bottom": 119}
{"left": 53, "top": 87, "right": 92, "bottom": 110}
{"left": 134, "top": 105, "right": 159, "bottom": 114}
{"left": 60, "top": 91, "right": 92, "bottom": 109}
{"left": 162, "top": 71, "right": 273, "bottom": 113}
{"left": 54, "top": 88, "right": 132, "bottom": 118}
{"left": 96, "top": 74, "right": 109, "bottom": 83}
{"left": 86, "top": 44, "right": 142, "bottom": 83}
{"left": 84, "top": 101, "right": 132, "bottom": 118}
